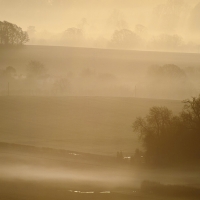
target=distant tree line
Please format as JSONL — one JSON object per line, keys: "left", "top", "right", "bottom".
{"left": 133, "top": 95, "right": 200, "bottom": 167}
{"left": 0, "top": 21, "right": 29, "bottom": 46}
{"left": 0, "top": 60, "right": 72, "bottom": 96}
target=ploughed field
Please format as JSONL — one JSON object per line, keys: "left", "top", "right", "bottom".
{"left": 0, "top": 96, "right": 182, "bottom": 155}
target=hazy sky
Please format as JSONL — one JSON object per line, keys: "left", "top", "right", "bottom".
{"left": 1, "top": 0, "right": 199, "bottom": 32}
{"left": 1, "top": 0, "right": 200, "bottom": 50}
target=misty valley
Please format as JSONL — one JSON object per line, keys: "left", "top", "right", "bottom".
{"left": 1, "top": 0, "right": 200, "bottom": 199}
{"left": 1, "top": 46, "right": 200, "bottom": 200}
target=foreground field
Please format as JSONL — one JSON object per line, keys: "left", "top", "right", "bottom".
{"left": 2, "top": 180, "right": 198, "bottom": 200}
{"left": 1, "top": 180, "right": 199, "bottom": 200}
{"left": 0, "top": 96, "right": 182, "bottom": 155}
{"left": 0, "top": 142, "right": 200, "bottom": 200}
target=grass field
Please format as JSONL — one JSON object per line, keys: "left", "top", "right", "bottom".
{"left": 0, "top": 96, "right": 182, "bottom": 155}
{"left": 0, "top": 46, "right": 194, "bottom": 156}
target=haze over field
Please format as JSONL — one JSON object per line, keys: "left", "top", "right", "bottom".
{"left": 1, "top": 1, "right": 200, "bottom": 199}
{"left": 1, "top": 0, "right": 200, "bottom": 52}
{"left": 1, "top": 46, "right": 200, "bottom": 100}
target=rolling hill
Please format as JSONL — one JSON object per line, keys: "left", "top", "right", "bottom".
{"left": 0, "top": 96, "right": 182, "bottom": 155}
{"left": 1, "top": 46, "right": 200, "bottom": 73}
{"left": 1, "top": 45, "right": 200, "bottom": 99}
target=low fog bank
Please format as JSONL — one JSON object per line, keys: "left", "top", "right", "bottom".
{"left": 1, "top": 147, "right": 200, "bottom": 190}
{"left": 0, "top": 48, "right": 200, "bottom": 100}
{"left": 1, "top": 141, "right": 200, "bottom": 199}
{"left": 0, "top": 164, "right": 134, "bottom": 188}
{"left": 1, "top": 164, "right": 200, "bottom": 190}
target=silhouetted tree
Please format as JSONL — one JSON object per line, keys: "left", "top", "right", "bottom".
{"left": 4, "top": 66, "right": 16, "bottom": 78}
{"left": 133, "top": 107, "right": 173, "bottom": 165}
{"left": 144, "top": 64, "right": 194, "bottom": 99}
{"left": 110, "top": 29, "right": 140, "bottom": 49}
{"left": 62, "top": 27, "right": 84, "bottom": 46}
{"left": 27, "top": 61, "right": 47, "bottom": 79}
{"left": 53, "top": 78, "right": 70, "bottom": 95}
{"left": 148, "top": 64, "right": 186, "bottom": 80}
{"left": 133, "top": 95, "right": 200, "bottom": 166}
{"left": 150, "top": 34, "right": 183, "bottom": 51}
{"left": 135, "top": 24, "right": 147, "bottom": 36}
{"left": 0, "top": 21, "right": 29, "bottom": 46}
{"left": 64, "top": 27, "right": 83, "bottom": 38}
{"left": 131, "top": 148, "right": 144, "bottom": 166}
{"left": 181, "top": 95, "right": 200, "bottom": 132}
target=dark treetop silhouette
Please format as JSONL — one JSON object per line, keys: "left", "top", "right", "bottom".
{"left": 0, "top": 21, "right": 29, "bottom": 46}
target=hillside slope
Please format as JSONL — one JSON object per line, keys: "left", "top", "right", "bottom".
{"left": 1, "top": 46, "right": 200, "bottom": 73}
{"left": 1, "top": 46, "right": 199, "bottom": 99}
{"left": 0, "top": 96, "right": 182, "bottom": 155}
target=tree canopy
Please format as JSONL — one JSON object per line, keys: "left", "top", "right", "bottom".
{"left": 133, "top": 95, "right": 200, "bottom": 167}
{"left": 110, "top": 29, "right": 140, "bottom": 49}
{"left": 27, "top": 61, "right": 47, "bottom": 79}
{"left": 0, "top": 21, "right": 29, "bottom": 46}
